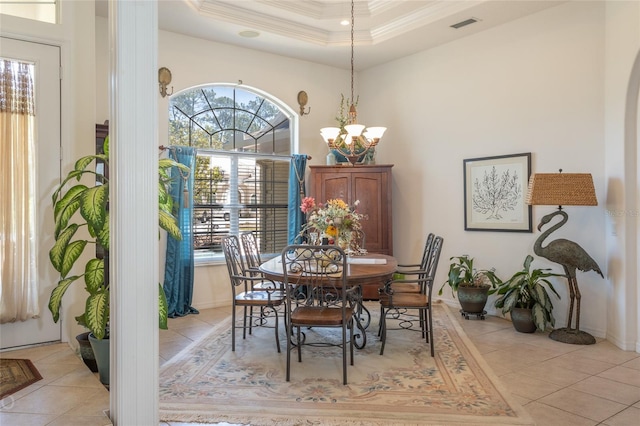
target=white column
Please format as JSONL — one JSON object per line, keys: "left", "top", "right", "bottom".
{"left": 109, "top": 1, "right": 159, "bottom": 424}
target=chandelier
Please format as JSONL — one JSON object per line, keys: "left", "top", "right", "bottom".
{"left": 320, "top": 0, "right": 386, "bottom": 166}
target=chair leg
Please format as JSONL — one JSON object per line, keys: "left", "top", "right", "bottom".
{"left": 349, "top": 318, "right": 354, "bottom": 366}
{"left": 296, "top": 326, "right": 302, "bottom": 362}
{"left": 379, "top": 309, "right": 388, "bottom": 355}
{"left": 242, "top": 306, "right": 248, "bottom": 340}
{"left": 342, "top": 322, "right": 347, "bottom": 385}
{"left": 286, "top": 318, "right": 291, "bottom": 382}
{"left": 428, "top": 306, "right": 434, "bottom": 357}
{"left": 273, "top": 308, "right": 281, "bottom": 353}
{"left": 231, "top": 304, "right": 236, "bottom": 351}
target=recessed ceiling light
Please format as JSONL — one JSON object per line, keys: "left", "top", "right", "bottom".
{"left": 340, "top": 19, "right": 349, "bottom": 26}
{"left": 239, "top": 30, "right": 260, "bottom": 38}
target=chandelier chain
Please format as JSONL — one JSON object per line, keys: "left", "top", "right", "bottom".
{"left": 350, "top": 0, "right": 355, "bottom": 109}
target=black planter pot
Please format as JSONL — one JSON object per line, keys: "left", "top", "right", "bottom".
{"left": 510, "top": 307, "right": 537, "bottom": 333}
{"left": 458, "top": 285, "right": 490, "bottom": 318}
{"left": 76, "top": 332, "right": 98, "bottom": 372}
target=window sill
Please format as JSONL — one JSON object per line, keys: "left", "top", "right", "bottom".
{"left": 194, "top": 253, "right": 225, "bottom": 267}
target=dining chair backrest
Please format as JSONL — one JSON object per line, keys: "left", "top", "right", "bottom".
{"left": 420, "top": 233, "right": 436, "bottom": 270}
{"left": 281, "top": 244, "right": 349, "bottom": 308}
{"left": 422, "top": 236, "right": 444, "bottom": 295}
{"left": 222, "top": 235, "right": 248, "bottom": 292}
{"left": 240, "top": 231, "right": 261, "bottom": 275}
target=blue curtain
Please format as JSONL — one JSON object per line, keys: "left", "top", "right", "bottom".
{"left": 287, "top": 154, "right": 308, "bottom": 245}
{"left": 163, "top": 146, "right": 199, "bottom": 318}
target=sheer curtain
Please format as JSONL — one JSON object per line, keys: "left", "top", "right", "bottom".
{"left": 0, "top": 59, "right": 39, "bottom": 323}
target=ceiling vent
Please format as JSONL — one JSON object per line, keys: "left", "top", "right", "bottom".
{"left": 450, "top": 18, "right": 479, "bottom": 29}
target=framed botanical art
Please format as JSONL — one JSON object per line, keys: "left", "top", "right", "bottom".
{"left": 463, "top": 152, "right": 532, "bottom": 232}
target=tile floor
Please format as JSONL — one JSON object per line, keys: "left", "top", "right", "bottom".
{"left": 2, "top": 304, "right": 639, "bottom": 426}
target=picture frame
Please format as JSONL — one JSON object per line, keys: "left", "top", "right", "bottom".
{"left": 463, "top": 152, "right": 532, "bottom": 232}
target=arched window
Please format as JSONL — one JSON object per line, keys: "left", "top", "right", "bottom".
{"left": 169, "top": 84, "right": 295, "bottom": 259}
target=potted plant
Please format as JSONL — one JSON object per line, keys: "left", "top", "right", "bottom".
{"left": 491, "top": 255, "right": 562, "bottom": 333}
{"left": 438, "top": 255, "right": 501, "bottom": 319}
{"left": 48, "top": 136, "right": 187, "bottom": 383}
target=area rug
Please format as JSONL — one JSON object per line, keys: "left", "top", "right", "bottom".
{"left": 159, "top": 301, "right": 533, "bottom": 425}
{"left": 0, "top": 358, "right": 42, "bottom": 399}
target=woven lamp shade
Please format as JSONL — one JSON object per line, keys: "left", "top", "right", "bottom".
{"left": 526, "top": 173, "right": 597, "bottom": 206}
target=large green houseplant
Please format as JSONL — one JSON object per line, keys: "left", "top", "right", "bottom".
{"left": 491, "top": 255, "right": 562, "bottom": 332}
{"left": 48, "top": 136, "right": 188, "bottom": 340}
{"left": 438, "top": 255, "right": 501, "bottom": 319}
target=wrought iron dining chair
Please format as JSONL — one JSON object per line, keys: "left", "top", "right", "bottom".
{"left": 392, "top": 232, "right": 435, "bottom": 292}
{"left": 378, "top": 236, "right": 444, "bottom": 357}
{"left": 222, "top": 235, "right": 285, "bottom": 352}
{"left": 378, "top": 232, "right": 435, "bottom": 336}
{"left": 281, "top": 244, "right": 355, "bottom": 385}
{"left": 240, "top": 231, "right": 281, "bottom": 290}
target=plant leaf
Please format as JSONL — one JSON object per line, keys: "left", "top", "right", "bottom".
{"left": 159, "top": 209, "right": 182, "bottom": 240}
{"left": 60, "top": 240, "right": 88, "bottom": 278}
{"left": 532, "top": 304, "right": 546, "bottom": 331}
{"left": 50, "top": 224, "right": 79, "bottom": 272}
{"left": 84, "top": 258, "right": 105, "bottom": 294}
{"left": 48, "top": 276, "right": 80, "bottom": 322}
{"left": 96, "top": 212, "right": 110, "bottom": 251}
{"left": 80, "top": 184, "right": 108, "bottom": 232}
{"left": 159, "top": 283, "right": 168, "bottom": 330}
{"left": 53, "top": 185, "right": 86, "bottom": 237}
{"left": 85, "top": 291, "right": 109, "bottom": 339}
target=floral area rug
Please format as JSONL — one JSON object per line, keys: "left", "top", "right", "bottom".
{"left": 0, "top": 358, "right": 42, "bottom": 399}
{"left": 159, "top": 301, "right": 533, "bottom": 425}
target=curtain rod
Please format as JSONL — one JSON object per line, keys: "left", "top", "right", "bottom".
{"left": 159, "top": 145, "right": 311, "bottom": 160}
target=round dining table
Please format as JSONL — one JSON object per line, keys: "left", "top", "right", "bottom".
{"left": 259, "top": 253, "right": 397, "bottom": 348}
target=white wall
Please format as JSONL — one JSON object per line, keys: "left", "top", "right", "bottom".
{"left": 603, "top": 1, "right": 640, "bottom": 351}
{"left": 360, "top": 1, "right": 609, "bottom": 336}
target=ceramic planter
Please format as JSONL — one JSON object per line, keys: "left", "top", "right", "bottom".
{"left": 88, "top": 333, "right": 110, "bottom": 386}
{"left": 76, "top": 332, "right": 98, "bottom": 373}
{"left": 510, "top": 307, "right": 537, "bottom": 333}
{"left": 457, "top": 285, "right": 490, "bottom": 319}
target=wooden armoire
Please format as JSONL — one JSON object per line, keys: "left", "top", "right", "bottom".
{"left": 309, "top": 164, "right": 393, "bottom": 256}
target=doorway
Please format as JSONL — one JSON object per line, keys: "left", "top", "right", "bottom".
{"left": 0, "top": 37, "right": 62, "bottom": 349}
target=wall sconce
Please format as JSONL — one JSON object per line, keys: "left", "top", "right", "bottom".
{"left": 297, "top": 90, "right": 310, "bottom": 116}
{"left": 158, "top": 67, "right": 173, "bottom": 97}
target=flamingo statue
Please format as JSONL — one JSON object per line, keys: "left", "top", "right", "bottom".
{"left": 534, "top": 210, "right": 603, "bottom": 345}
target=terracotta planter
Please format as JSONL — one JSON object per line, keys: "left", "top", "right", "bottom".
{"left": 510, "top": 307, "right": 537, "bottom": 333}
{"left": 457, "top": 285, "right": 490, "bottom": 315}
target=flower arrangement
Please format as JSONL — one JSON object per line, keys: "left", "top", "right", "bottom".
{"left": 300, "top": 197, "right": 366, "bottom": 247}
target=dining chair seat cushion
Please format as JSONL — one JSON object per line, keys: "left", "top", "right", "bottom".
{"left": 379, "top": 293, "right": 429, "bottom": 309}
{"left": 381, "top": 282, "right": 421, "bottom": 294}
{"left": 235, "top": 290, "right": 285, "bottom": 305}
{"left": 291, "top": 306, "right": 355, "bottom": 326}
